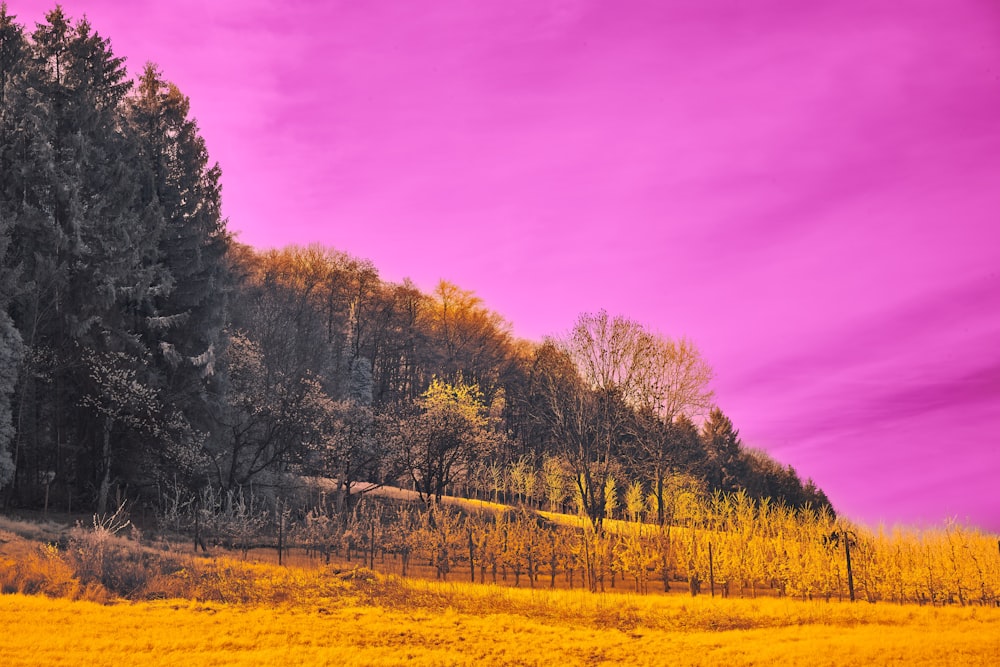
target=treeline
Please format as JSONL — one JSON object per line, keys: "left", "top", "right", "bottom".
{"left": 0, "top": 6, "right": 830, "bottom": 522}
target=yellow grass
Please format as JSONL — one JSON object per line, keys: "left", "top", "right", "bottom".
{"left": 2, "top": 560, "right": 999, "bottom": 666}
{"left": 3, "top": 509, "right": 1000, "bottom": 664}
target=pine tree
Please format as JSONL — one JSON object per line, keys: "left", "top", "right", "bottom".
{"left": 125, "top": 63, "right": 231, "bottom": 485}
{"left": 0, "top": 5, "right": 69, "bottom": 504}
{"left": 3, "top": 7, "right": 163, "bottom": 507}
{"left": 0, "top": 210, "right": 19, "bottom": 493}
{"left": 700, "top": 407, "right": 746, "bottom": 494}
{"left": 0, "top": 3, "right": 25, "bottom": 495}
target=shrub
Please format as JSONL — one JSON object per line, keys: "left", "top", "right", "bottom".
{"left": 2, "top": 544, "right": 81, "bottom": 599}
{"left": 66, "top": 502, "right": 185, "bottom": 599}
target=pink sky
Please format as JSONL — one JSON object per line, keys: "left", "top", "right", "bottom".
{"left": 11, "top": 1, "right": 1000, "bottom": 531}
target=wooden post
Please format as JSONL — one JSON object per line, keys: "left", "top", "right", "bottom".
{"left": 550, "top": 533, "right": 557, "bottom": 589}
{"left": 709, "top": 541, "right": 715, "bottom": 598}
{"left": 845, "top": 530, "right": 855, "bottom": 603}
{"left": 277, "top": 499, "right": 284, "bottom": 566}
{"left": 469, "top": 529, "right": 475, "bottom": 583}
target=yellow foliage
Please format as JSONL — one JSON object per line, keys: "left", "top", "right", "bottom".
{"left": 1, "top": 544, "right": 81, "bottom": 599}
{"left": 421, "top": 375, "right": 488, "bottom": 428}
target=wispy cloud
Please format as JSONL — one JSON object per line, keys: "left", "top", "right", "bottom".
{"left": 13, "top": 0, "right": 1000, "bottom": 529}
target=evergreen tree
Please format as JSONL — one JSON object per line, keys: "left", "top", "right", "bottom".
{"left": 700, "top": 407, "right": 746, "bottom": 494}
{"left": 125, "top": 63, "right": 231, "bottom": 486}
{"left": 2, "top": 8, "right": 164, "bottom": 507}
{"left": 0, "top": 4, "right": 25, "bottom": 494}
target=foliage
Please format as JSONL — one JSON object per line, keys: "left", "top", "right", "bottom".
{"left": 143, "top": 475, "right": 1000, "bottom": 608}
{"left": 0, "top": 5, "right": 229, "bottom": 510}
{"left": 0, "top": 311, "right": 19, "bottom": 487}
{"left": 390, "top": 376, "right": 501, "bottom": 503}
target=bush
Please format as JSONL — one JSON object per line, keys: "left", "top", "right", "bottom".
{"left": 1, "top": 544, "right": 81, "bottom": 599}
{"left": 66, "top": 502, "right": 185, "bottom": 599}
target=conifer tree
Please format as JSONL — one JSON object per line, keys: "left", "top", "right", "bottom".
{"left": 701, "top": 407, "right": 747, "bottom": 493}
{"left": 0, "top": 4, "right": 25, "bottom": 494}
{"left": 30, "top": 9, "right": 162, "bottom": 507}
{"left": 125, "top": 63, "right": 231, "bottom": 484}
{"left": 2, "top": 8, "right": 166, "bottom": 506}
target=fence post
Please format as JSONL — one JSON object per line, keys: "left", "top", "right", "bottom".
{"left": 709, "top": 541, "right": 715, "bottom": 598}
{"left": 845, "top": 530, "right": 855, "bottom": 603}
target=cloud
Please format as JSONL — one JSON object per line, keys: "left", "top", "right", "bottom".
{"left": 721, "top": 270, "right": 1000, "bottom": 527}
{"left": 12, "top": 0, "right": 999, "bottom": 529}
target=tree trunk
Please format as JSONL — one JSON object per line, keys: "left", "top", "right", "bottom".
{"left": 97, "top": 420, "right": 112, "bottom": 515}
{"left": 468, "top": 530, "right": 475, "bottom": 582}
{"left": 655, "top": 475, "right": 665, "bottom": 526}
{"left": 709, "top": 542, "right": 715, "bottom": 597}
{"left": 277, "top": 501, "right": 284, "bottom": 566}
{"left": 845, "top": 532, "right": 856, "bottom": 603}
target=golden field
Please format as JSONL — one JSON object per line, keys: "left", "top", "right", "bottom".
{"left": 2, "top": 511, "right": 1000, "bottom": 665}
{"left": 2, "top": 553, "right": 1000, "bottom": 666}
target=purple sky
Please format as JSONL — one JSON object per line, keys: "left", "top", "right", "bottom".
{"left": 11, "top": 1, "right": 1000, "bottom": 531}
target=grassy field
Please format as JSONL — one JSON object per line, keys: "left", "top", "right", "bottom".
{"left": 2, "top": 512, "right": 1000, "bottom": 665}
{"left": 2, "top": 564, "right": 1000, "bottom": 665}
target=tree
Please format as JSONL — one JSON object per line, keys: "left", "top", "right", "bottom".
{"left": 308, "top": 347, "right": 380, "bottom": 516}
{"left": 530, "top": 338, "right": 621, "bottom": 531}
{"left": 3, "top": 7, "right": 167, "bottom": 509}
{"left": 425, "top": 280, "right": 514, "bottom": 394}
{"left": 628, "top": 411, "right": 704, "bottom": 525}
{"left": 0, "top": 306, "right": 19, "bottom": 492}
{"left": 628, "top": 335, "right": 714, "bottom": 525}
{"left": 125, "top": 63, "right": 231, "bottom": 462}
{"left": 565, "top": 310, "right": 652, "bottom": 399}
{"left": 392, "top": 376, "right": 498, "bottom": 503}
{"left": 0, "top": 5, "right": 61, "bottom": 506}
{"left": 0, "top": 5, "right": 22, "bottom": 492}
{"left": 206, "top": 332, "right": 329, "bottom": 490}
{"left": 373, "top": 279, "right": 430, "bottom": 403}
{"left": 79, "top": 349, "right": 161, "bottom": 514}
{"left": 741, "top": 446, "right": 834, "bottom": 511}
{"left": 635, "top": 336, "right": 714, "bottom": 418}
{"left": 701, "top": 407, "right": 747, "bottom": 494}
{"left": 539, "top": 311, "right": 654, "bottom": 530}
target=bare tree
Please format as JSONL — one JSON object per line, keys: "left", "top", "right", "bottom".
{"left": 630, "top": 335, "right": 714, "bottom": 525}
{"left": 565, "top": 310, "right": 653, "bottom": 399}
{"left": 635, "top": 336, "right": 714, "bottom": 421}
{"left": 532, "top": 311, "right": 714, "bottom": 530}
{"left": 532, "top": 311, "right": 650, "bottom": 531}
